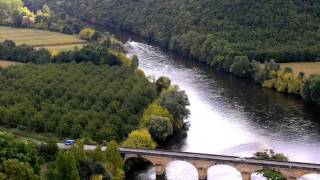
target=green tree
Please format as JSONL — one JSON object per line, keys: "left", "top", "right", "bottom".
{"left": 38, "top": 140, "right": 58, "bottom": 162}
{"left": 302, "top": 75, "right": 320, "bottom": 106}
{"left": 147, "top": 116, "right": 173, "bottom": 141}
{"left": 122, "top": 129, "right": 157, "bottom": 149}
{"left": 158, "top": 87, "right": 190, "bottom": 129}
{"left": 230, "top": 56, "right": 252, "bottom": 77}
{"left": 156, "top": 76, "right": 171, "bottom": 93}
{"left": 1, "top": 159, "right": 38, "bottom": 180}
{"left": 0, "top": 133, "right": 39, "bottom": 172}
{"left": 141, "top": 102, "right": 173, "bottom": 126}
{"left": 105, "top": 141, "right": 124, "bottom": 180}
{"left": 54, "top": 151, "right": 80, "bottom": 180}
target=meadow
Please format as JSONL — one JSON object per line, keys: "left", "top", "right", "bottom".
{"left": 280, "top": 62, "right": 320, "bottom": 77}
{"left": 0, "top": 26, "right": 86, "bottom": 51}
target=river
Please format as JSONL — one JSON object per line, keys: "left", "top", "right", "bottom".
{"left": 104, "top": 28, "right": 320, "bottom": 179}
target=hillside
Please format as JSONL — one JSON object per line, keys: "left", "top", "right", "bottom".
{"left": 32, "top": 0, "right": 320, "bottom": 63}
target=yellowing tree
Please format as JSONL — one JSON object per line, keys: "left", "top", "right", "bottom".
{"left": 122, "top": 129, "right": 157, "bottom": 149}
{"left": 141, "top": 102, "right": 173, "bottom": 126}
{"left": 79, "top": 28, "right": 96, "bottom": 41}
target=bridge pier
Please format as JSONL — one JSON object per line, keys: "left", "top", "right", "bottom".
{"left": 155, "top": 163, "right": 165, "bottom": 176}
{"left": 240, "top": 171, "right": 251, "bottom": 180}
{"left": 197, "top": 167, "right": 208, "bottom": 180}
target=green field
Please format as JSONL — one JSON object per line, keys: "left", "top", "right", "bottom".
{"left": 280, "top": 62, "right": 320, "bottom": 77}
{"left": 0, "top": 26, "right": 86, "bottom": 51}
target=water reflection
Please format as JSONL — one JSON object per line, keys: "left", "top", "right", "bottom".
{"left": 124, "top": 40, "right": 320, "bottom": 179}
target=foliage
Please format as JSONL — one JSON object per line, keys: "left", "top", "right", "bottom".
{"left": 302, "top": 75, "right": 320, "bottom": 106}
{"left": 141, "top": 102, "right": 173, "bottom": 127}
{"left": 254, "top": 150, "right": 288, "bottom": 180}
{"left": 0, "top": 133, "right": 39, "bottom": 172}
{"left": 104, "top": 141, "right": 124, "bottom": 180}
{"left": 147, "top": 116, "right": 173, "bottom": 142}
{"left": 254, "top": 149, "right": 289, "bottom": 161}
{"left": 54, "top": 151, "right": 80, "bottom": 180}
{"left": 0, "top": 40, "right": 51, "bottom": 64}
{"left": 158, "top": 87, "right": 190, "bottom": 129}
{"left": 156, "top": 76, "right": 171, "bottom": 93}
{"left": 0, "top": 64, "right": 158, "bottom": 142}
{"left": 38, "top": 0, "right": 320, "bottom": 63}
{"left": 230, "top": 56, "right": 252, "bottom": 77}
{"left": 37, "top": 141, "right": 58, "bottom": 162}
{"left": 0, "top": 159, "right": 38, "bottom": 180}
{"left": 79, "top": 28, "right": 96, "bottom": 41}
{"left": 122, "top": 129, "right": 157, "bottom": 149}
{"left": 262, "top": 68, "right": 304, "bottom": 95}
{"left": 259, "top": 169, "right": 286, "bottom": 180}
{"left": 0, "top": 40, "right": 127, "bottom": 65}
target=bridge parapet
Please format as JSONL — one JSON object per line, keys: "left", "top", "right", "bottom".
{"left": 58, "top": 144, "right": 320, "bottom": 180}
{"left": 121, "top": 148, "right": 320, "bottom": 180}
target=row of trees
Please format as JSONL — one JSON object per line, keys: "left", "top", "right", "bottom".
{"left": 0, "top": 40, "right": 126, "bottom": 66}
{"left": 208, "top": 54, "right": 320, "bottom": 106}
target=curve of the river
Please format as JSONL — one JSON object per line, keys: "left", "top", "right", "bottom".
{"left": 122, "top": 39, "right": 320, "bottom": 180}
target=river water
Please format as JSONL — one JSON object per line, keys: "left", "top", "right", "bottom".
{"left": 107, "top": 29, "right": 320, "bottom": 179}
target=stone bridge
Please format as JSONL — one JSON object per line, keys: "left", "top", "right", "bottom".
{"left": 57, "top": 144, "right": 320, "bottom": 180}
{"left": 120, "top": 148, "right": 320, "bottom": 180}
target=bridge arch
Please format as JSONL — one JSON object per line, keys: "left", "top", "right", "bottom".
{"left": 123, "top": 156, "right": 155, "bottom": 178}
{"left": 299, "top": 173, "right": 320, "bottom": 180}
{"left": 207, "top": 165, "right": 242, "bottom": 180}
{"left": 166, "top": 160, "right": 199, "bottom": 180}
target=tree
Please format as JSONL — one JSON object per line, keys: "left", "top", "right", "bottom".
{"left": 79, "top": 28, "right": 96, "bottom": 41}
{"left": 302, "top": 75, "right": 320, "bottom": 106}
{"left": 158, "top": 87, "right": 190, "bottom": 129}
{"left": 104, "top": 141, "right": 124, "bottom": 180}
{"left": 122, "top": 129, "right": 157, "bottom": 149}
{"left": 230, "top": 56, "right": 251, "bottom": 77}
{"left": 156, "top": 76, "right": 171, "bottom": 93}
{"left": 1, "top": 159, "right": 38, "bottom": 180}
{"left": 54, "top": 151, "right": 80, "bottom": 180}
{"left": 0, "top": 133, "right": 39, "bottom": 172}
{"left": 141, "top": 102, "right": 173, "bottom": 126}
{"left": 147, "top": 116, "right": 173, "bottom": 141}
{"left": 38, "top": 140, "right": 58, "bottom": 162}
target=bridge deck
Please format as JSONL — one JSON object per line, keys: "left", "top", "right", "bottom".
{"left": 57, "top": 143, "right": 320, "bottom": 171}
{"left": 120, "top": 148, "right": 320, "bottom": 171}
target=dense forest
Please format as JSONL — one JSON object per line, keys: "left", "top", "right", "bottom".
{"left": 26, "top": 0, "right": 320, "bottom": 63}
{"left": 0, "top": 64, "right": 158, "bottom": 142}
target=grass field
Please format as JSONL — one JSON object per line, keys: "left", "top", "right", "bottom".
{"left": 280, "top": 62, "right": 320, "bottom": 77}
{"left": 0, "top": 60, "right": 20, "bottom": 68}
{"left": 0, "top": 26, "right": 86, "bottom": 51}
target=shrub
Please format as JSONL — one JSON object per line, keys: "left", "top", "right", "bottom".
{"left": 230, "top": 56, "right": 251, "bottom": 77}
{"left": 122, "top": 129, "right": 157, "bottom": 149}
{"left": 147, "top": 116, "right": 173, "bottom": 141}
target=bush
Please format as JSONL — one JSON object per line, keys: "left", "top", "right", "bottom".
{"left": 141, "top": 102, "right": 173, "bottom": 126}
{"left": 79, "top": 28, "right": 96, "bottom": 41}
{"left": 302, "top": 75, "right": 320, "bottom": 106}
{"left": 147, "top": 116, "right": 173, "bottom": 141}
{"left": 122, "top": 129, "right": 157, "bottom": 149}
{"left": 230, "top": 56, "right": 251, "bottom": 77}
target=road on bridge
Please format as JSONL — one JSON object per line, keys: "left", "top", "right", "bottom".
{"left": 57, "top": 143, "right": 320, "bottom": 171}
